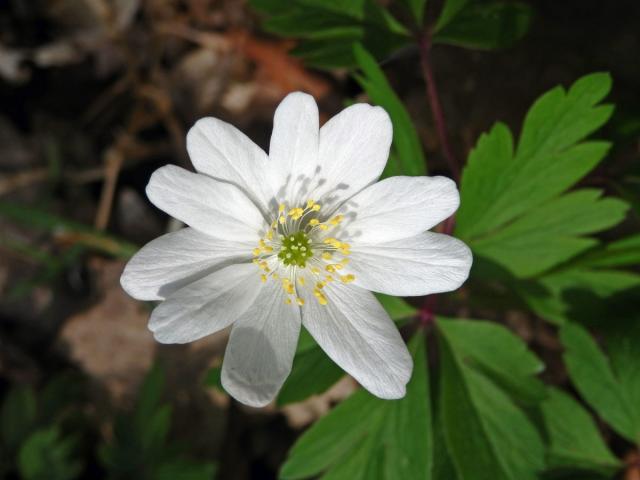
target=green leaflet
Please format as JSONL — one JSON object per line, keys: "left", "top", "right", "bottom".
{"left": 434, "top": 0, "right": 469, "bottom": 31}
{"left": 399, "top": 0, "right": 428, "bottom": 25}
{"left": 18, "top": 428, "right": 82, "bottom": 480}
{"left": 516, "top": 267, "right": 640, "bottom": 325}
{"left": 433, "top": 2, "right": 532, "bottom": 50}
{"left": 436, "top": 318, "right": 546, "bottom": 404}
{"left": 540, "top": 388, "right": 621, "bottom": 476}
{"left": 353, "top": 44, "right": 427, "bottom": 177}
{"left": 437, "top": 317, "right": 545, "bottom": 480}
{"left": 472, "top": 189, "right": 628, "bottom": 277}
{"left": 280, "top": 332, "right": 431, "bottom": 479}
{"left": 560, "top": 322, "right": 640, "bottom": 445}
{"left": 456, "top": 73, "right": 628, "bottom": 278}
{"left": 250, "top": 0, "right": 410, "bottom": 69}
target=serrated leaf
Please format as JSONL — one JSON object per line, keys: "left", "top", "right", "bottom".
{"left": 433, "top": 2, "right": 532, "bottom": 50}
{"left": 578, "top": 233, "right": 640, "bottom": 269}
{"left": 280, "top": 332, "right": 431, "bottom": 479}
{"left": 437, "top": 318, "right": 546, "bottom": 404}
{"left": 250, "top": 0, "right": 410, "bottom": 69}
{"left": 353, "top": 43, "right": 427, "bottom": 177}
{"left": 438, "top": 324, "right": 545, "bottom": 480}
{"left": 472, "top": 189, "right": 628, "bottom": 277}
{"left": 516, "top": 267, "right": 640, "bottom": 325}
{"left": 456, "top": 73, "right": 626, "bottom": 278}
{"left": 560, "top": 322, "right": 640, "bottom": 444}
{"left": 540, "top": 387, "right": 621, "bottom": 476}
{"left": 18, "top": 427, "right": 82, "bottom": 480}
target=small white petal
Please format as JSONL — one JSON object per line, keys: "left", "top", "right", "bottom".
{"left": 146, "top": 165, "right": 265, "bottom": 242}
{"left": 347, "top": 232, "right": 472, "bottom": 296}
{"left": 337, "top": 176, "right": 459, "bottom": 243}
{"left": 149, "top": 263, "right": 262, "bottom": 344}
{"left": 221, "top": 279, "right": 301, "bottom": 407}
{"left": 120, "top": 228, "right": 253, "bottom": 301}
{"left": 301, "top": 283, "right": 412, "bottom": 399}
{"left": 313, "top": 104, "right": 392, "bottom": 211}
{"left": 187, "top": 117, "right": 278, "bottom": 214}
{"left": 269, "top": 92, "right": 319, "bottom": 203}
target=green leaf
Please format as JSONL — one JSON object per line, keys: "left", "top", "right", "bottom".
{"left": 456, "top": 73, "right": 626, "bottom": 278}
{"left": 540, "top": 387, "right": 621, "bottom": 476}
{"left": 434, "top": 0, "right": 469, "bottom": 31}
{"left": 472, "top": 189, "right": 628, "bottom": 277}
{"left": 250, "top": 0, "right": 410, "bottom": 69}
{"left": 376, "top": 293, "right": 418, "bottom": 322}
{"left": 18, "top": 428, "right": 82, "bottom": 480}
{"left": 437, "top": 318, "right": 546, "bottom": 405}
{"left": 458, "top": 73, "right": 614, "bottom": 239}
{"left": 1, "top": 386, "right": 37, "bottom": 453}
{"left": 433, "top": 2, "right": 532, "bottom": 50}
{"left": 560, "top": 322, "right": 640, "bottom": 444}
{"left": 353, "top": 43, "right": 427, "bottom": 176}
{"left": 280, "top": 332, "right": 431, "bottom": 479}
{"left": 0, "top": 201, "right": 137, "bottom": 259}
{"left": 400, "top": 0, "right": 427, "bottom": 25}
{"left": 277, "top": 345, "right": 344, "bottom": 406}
{"left": 438, "top": 318, "right": 545, "bottom": 480}
{"left": 578, "top": 233, "right": 640, "bottom": 268}
{"left": 155, "top": 459, "right": 217, "bottom": 480}
{"left": 516, "top": 267, "right": 640, "bottom": 325}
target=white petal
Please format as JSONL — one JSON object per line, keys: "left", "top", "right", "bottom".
{"left": 186, "top": 117, "right": 278, "bottom": 214}
{"left": 146, "top": 165, "right": 265, "bottom": 242}
{"left": 336, "top": 176, "right": 459, "bottom": 243}
{"left": 149, "top": 263, "right": 262, "bottom": 344}
{"left": 347, "top": 232, "right": 472, "bottom": 296}
{"left": 300, "top": 283, "right": 412, "bottom": 399}
{"left": 221, "top": 279, "right": 301, "bottom": 407}
{"left": 120, "top": 228, "right": 253, "bottom": 301}
{"left": 269, "top": 92, "right": 319, "bottom": 203}
{"left": 313, "top": 104, "right": 392, "bottom": 211}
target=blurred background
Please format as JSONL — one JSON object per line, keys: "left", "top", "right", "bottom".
{"left": 0, "top": 0, "right": 639, "bottom": 479}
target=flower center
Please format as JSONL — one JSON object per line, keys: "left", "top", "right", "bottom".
{"left": 278, "top": 231, "right": 313, "bottom": 267}
{"left": 251, "top": 200, "right": 355, "bottom": 306}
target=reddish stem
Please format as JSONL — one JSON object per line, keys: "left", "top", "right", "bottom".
{"left": 418, "top": 33, "right": 460, "bottom": 182}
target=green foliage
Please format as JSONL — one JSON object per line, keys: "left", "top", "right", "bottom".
{"left": 437, "top": 317, "right": 546, "bottom": 480}
{"left": 433, "top": 2, "right": 532, "bottom": 50}
{"left": 100, "top": 364, "right": 216, "bottom": 480}
{"left": 540, "top": 388, "right": 621, "bottom": 476}
{"left": 457, "top": 73, "right": 629, "bottom": 278}
{"left": 400, "top": 0, "right": 428, "bottom": 25}
{"left": 0, "top": 201, "right": 137, "bottom": 259}
{"left": 250, "top": 0, "right": 410, "bottom": 68}
{"left": 1, "top": 386, "right": 37, "bottom": 455}
{"left": 561, "top": 322, "right": 640, "bottom": 445}
{"left": 0, "top": 374, "right": 85, "bottom": 479}
{"left": 353, "top": 44, "right": 427, "bottom": 177}
{"left": 280, "top": 332, "right": 431, "bottom": 479}
{"left": 18, "top": 427, "right": 82, "bottom": 480}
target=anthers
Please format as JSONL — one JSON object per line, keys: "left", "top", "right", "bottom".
{"left": 251, "top": 200, "right": 355, "bottom": 306}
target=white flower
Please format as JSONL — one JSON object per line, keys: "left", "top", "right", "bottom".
{"left": 121, "top": 92, "right": 472, "bottom": 407}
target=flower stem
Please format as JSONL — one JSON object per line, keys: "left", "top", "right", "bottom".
{"left": 417, "top": 33, "right": 460, "bottom": 182}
